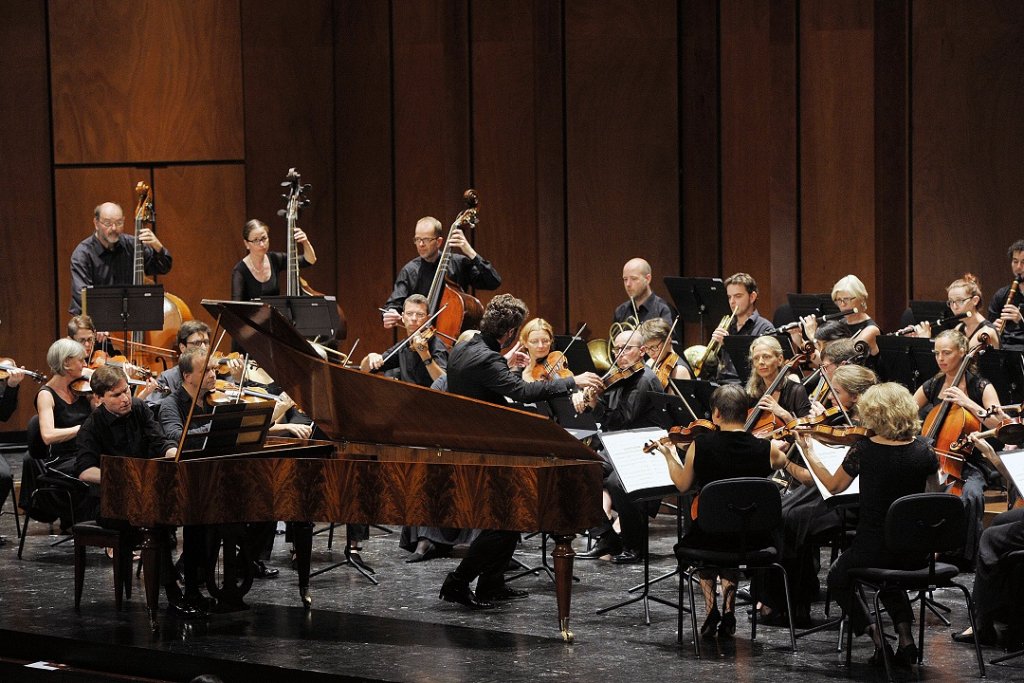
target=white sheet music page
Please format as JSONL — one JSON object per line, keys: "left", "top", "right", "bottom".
{"left": 600, "top": 427, "right": 677, "bottom": 496}
{"left": 796, "top": 439, "right": 858, "bottom": 500}
{"left": 1000, "top": 449, "right": 1024, "bottom": 493}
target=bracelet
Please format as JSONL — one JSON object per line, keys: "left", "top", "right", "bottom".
{"left": 422, "top": 357, "right": 433, "bottom": 366}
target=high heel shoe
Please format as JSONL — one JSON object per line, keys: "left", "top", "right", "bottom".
{"left": 700, "top": 608, "right": 721, "bottom": 638}
{"left": 718, "top": 612, "right": 737, "bottom": 638}
{"left": 894, "top": 643, "right": 918, "bottom": 668}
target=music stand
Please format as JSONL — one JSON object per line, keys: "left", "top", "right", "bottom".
{"left": 178, "top": 400, "right": 275, "bottom": 459}
{"left": 547, "top": 395, "right": 599, "bottom": 432}
{"left": 978, "top": 348, "right": 1024, "bottom": 404}
{"left": 667, "top": 380, "right": 717, "bottom": 420}
{"left": 646, "top": 392, "right": 691, "bottom": 427}
{"left": 875, "top": 336, "right": 938, "bottom": 391}
{"left": 721, "top": 334, "right": 758, "bottom": 382}
{"left": 554, "top": 334, "right": 598, "bottom": 375}
{"left": 663, "top": 277, "right": 729, "bottom": 341}
{"left": 787, "top": 293, "right": 839, "bottom": 319}
{"left": 260, "top": 295, "right": 342, "bottom": 338}
{"left": 82, "top": 285, "right": 165, "bottom": 353}
{"left": 909, "top": 300, "right": 952, "bottom": 326}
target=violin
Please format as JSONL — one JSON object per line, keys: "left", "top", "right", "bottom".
{"left": 579, "top": 359, "right": 646, "bottom": 406}
{"left": 653, "top": 350, "right": 680, "bottom": 389}
{"left": 206, "top": 379, "right": 286, "bottom": 405}
{"left": 0, "top": 358, "right": 47, "bottom": 383}
{"left": 69, "top": 375, "right": 169, "bottom": 397}
{"left": 792, "top": 423, "right": 872, "bottom": 447}
{"left": 766, "top": 406, "right": 845, "bottom": 440}
{"left": 531, "top": 351, "right": 573, "bottom": 382}
{"left": 210, "top": 351, "right": 243, "bottom": 376}
{"left": 89, "top": 351, "right": 152, "bottom": 380}
{"left": 642, "top": 419, "right": 717, "bottom": 452}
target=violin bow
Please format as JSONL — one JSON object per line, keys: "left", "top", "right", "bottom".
{"left": 379, "top": 305, "right": 447, "bottom": 365}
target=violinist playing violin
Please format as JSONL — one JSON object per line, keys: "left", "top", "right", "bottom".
{"left": 574, "top": 329, "right": 667, "bottom": 431}
{"left": 361, "top": 295, "right": 446, "bottom": 386}
{"left": 745, "top": 336, "right": 811, "bottom": 427}
{"left": 381, "top": 216, "right": 501, "bottom": 329}
{"left": 69, "top": 202, "right": 172, "bottom": 315}
{"left": 986, "top": 239, "right": 1024, "bottom": 350}
{"left": 231, "top": 219, "right": 316, "bottom": 302}
{"left": 913, "top": 329, "right": 1004, "bottom": 568}
{"left": 518, "top": 318, "right": 569, "bottom": 384}
{"left": 639, "top": 318, "right": 692, "bottom": 385}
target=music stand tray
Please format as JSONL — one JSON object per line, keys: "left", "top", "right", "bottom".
{"left": 180, "top": 401, "right": 276, "bottom": 459}
{"left": 666, "top": 380, "right": 718, "bottom": 420}
{"left": 554, "top": 334, "right": 598, "bottom": 375}
{"left": 663, "top": 277, "right": 729, "bottom": 339}
{"left": 909, "top": 300, "right": 952, "bottom": 325}
{"left": 875, "top": 336, "right": 938, "bottom": 392}
{"left": 259, "top": 295, "right": 341, "bottom": 338}
{"left": 82, "top": 285, "right": 165, "bottom": 334}
{"left": 646, "top": 392, "right": 692, "bottom": 428}
{"left": 787, "top": 293, "right": 839, "bottom": 319}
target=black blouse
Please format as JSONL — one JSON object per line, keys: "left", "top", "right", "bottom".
{"left": 231, "top": 252, "right": 310, "bottom": 302}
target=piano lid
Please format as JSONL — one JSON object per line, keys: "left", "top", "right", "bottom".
{"left": 202, "top": 300, "right": 602, "bottom": 461}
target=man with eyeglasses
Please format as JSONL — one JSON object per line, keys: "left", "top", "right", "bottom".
{"left": 145, "top": 321, "right": 215, "bottom": 404}
{"left": 361, "top": 294, "right": 447, "bottom": 386}
{"left": 381, "top": 216, "right": 500, "bottom": 329}
{"left": 69, "top": 202, "right": 173, "bottom": 315}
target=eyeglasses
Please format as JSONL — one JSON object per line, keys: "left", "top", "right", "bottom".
{"left": 246, "top": 236, "right": 269, "bottom": 245}
{"left": 74, "top": 336, "right": 95, "bottom": 345}
{"left": 834, "top": 296, "right": 857, "bottom": 306}
{"left": 946, "top": 296, "right": 973, "bottom": 307}
{"left": 185, "top": 339, "right": 210, "bottom": 348}
{"left": 404, "top": 311, "right": 427, "bottom": 320}
{"left": 413, "top": 237, "right": 439, "bottom": 245}
{"left": 611, "top": 344, "right": 641, "bottom": 354}
{"left": 97, "top": 219, "right": 125, "bottom": 229}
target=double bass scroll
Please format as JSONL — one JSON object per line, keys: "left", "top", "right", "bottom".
{"left": 425, "top": 189, "right": 485, "bottom": 347}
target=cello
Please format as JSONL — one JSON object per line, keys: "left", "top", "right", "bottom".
{"left": 280, "top": 168, "right": 347, "bottom": 340}
{"left": 425, "top": 190, "right": 485, "bottom": 347}
{"left": 744, "top": 351, "right": 809, "bottom": 438}
{"left": 921, "top": 335, "right": 990, "bottom": 495}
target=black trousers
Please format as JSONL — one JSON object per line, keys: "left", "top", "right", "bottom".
{"left": 972, "top": 507, "right": 1024, "bottom": 625}
{"left": 451, "top": 530, "right": 518, "bottom": 593}
{"left": 827, "top": 537, "right": 919, "bottom": 636}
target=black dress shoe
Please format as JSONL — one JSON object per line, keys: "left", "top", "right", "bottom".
{"left": 611, "top": 549, "right": 643, "bottom": 564}
{"left": 952, "top": 625, "right": 998, "bottom": 646}
{"left": 478, "top": 585, "right": 529, "bottom": 602}
{"left": 166, "top": 589, "right": 205, "bottom": 619}
{"left": 184, "top": 592, "right": 216, "bottom": 614}
{"left": 578, "top": 534, "right": 623, "bottom": 560}
{"left": 439, "top": 573, "right": 494, "bottom": 610}
{"left": 894, "top": 642, "right": 918, "bottom": 668}
{"left": 253, "top": 560, "right": 280, "bottom": 579}
{"left": 345, "top": 547, "right": 375, "bottom": 574}
{"left": 868, "top": 641, "right": 895, "bottom": 667}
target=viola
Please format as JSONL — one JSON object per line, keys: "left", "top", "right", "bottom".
{"left": 0, "top": 358, "right": 47, "bottom": 383}
{"left": 642, "top": 419, "right": 717, "bottom": 453}
{"left": 792, "top": 424, "right": 872, "bottom": 447}
{"left": 531, "top": 351, "right": 573, "bottom": 382}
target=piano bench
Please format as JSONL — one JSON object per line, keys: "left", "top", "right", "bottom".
{"left": 73, "top": 522, "right": 137, "bottom": 610}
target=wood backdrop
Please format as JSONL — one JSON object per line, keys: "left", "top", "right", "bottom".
{"left": 1, "top": 0, "right": 1022, "bottom": 430}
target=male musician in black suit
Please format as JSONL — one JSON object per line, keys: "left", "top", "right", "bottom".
{"left": 438, "top": 294, "right": 603, "bottom": 609}
{"left": 381, "top": 216, "right": 501, "bottom": 329}
{"left": 362, "top": 295, "right": 447, "bottom": 385}
{"left": 69, "top": 202, "right": 173, "bottom": 315}
{"left": 987, "top": 239, "right": 1024, "bottom": 350}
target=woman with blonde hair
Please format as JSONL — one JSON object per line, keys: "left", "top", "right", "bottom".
{"left": 791, "top": 274, "right": 881, "bottom": 356}
{"left": 746, "top": 336, "right": 810, "bottom": 425}
{"left": 916, "top": 274, "right": 998, "bottom": 349}
{"left": 801, "top": 383, "right": 940, "bottom": 668}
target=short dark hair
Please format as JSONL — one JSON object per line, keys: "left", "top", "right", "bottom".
{"left": 815, "top": 320, "right": 852, "bottom": 342}
{"left": 820, "top": 338, "right": 857, "bottom": 365}
{"left": 723, "top": 272, "right": 757, "bottom": 294}
{"left": 178, "top": 347, "right": 208, "bottom": 377}
{"left": 176, "top": 320, "right": 211, "bottom": 348}
{"left": 90, "top": 364, "right": 127, "bottom": 397}
{"left": 479, "top": 294, "right": 528, "bottom": 339}
{"left": 67, "top": 315, "right": 95, "bottom": 337}
{"left": 1009, "top": 240, "right": 1024, "bottom": 258}
{"left": 711, "top": 384, "right": 749, "bottom": 423}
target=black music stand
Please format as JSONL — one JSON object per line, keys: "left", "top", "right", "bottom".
{"left": 909, "top": 300, "right": 953, "bottom": 326}
{"left": 721, "top": 334, "right": 758, "bottom": 382}
{"left": 554, "top": 334, "right": 598, "bottom": 375}
{"left": 787, "top": 293, "right": 839, "bottom": 319}
{"left": 177, "top": 401, "right": 275, "bottom": 459}
{"left": 82, "top": 285, "right": 165, "bottom": 350}
{"left": 978, "top": 348, "right": 1024, "bottom": 404}
{"left": 663, "top": 277, "right": 729, "bottom": 341}
{"left": 260, "top": 295, "right": 342, "bottom": 338}
{"left": 875, "top": 336, "right": 938, "bottom": 391}
{"left": 647, "top": 392, "right": 692, "bottom": 428}
{"left": 667, "top": 380, "right": 717, "bottom": 420}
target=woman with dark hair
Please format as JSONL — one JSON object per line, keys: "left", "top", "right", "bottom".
{"left": 231, "top": 218, "right": 317, "bottom": 302}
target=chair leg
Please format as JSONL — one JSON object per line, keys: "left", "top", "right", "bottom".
{"left": 677, "top": 562, "right": 684, "bottom": 645}
{"left": 685, "top": 567, "right": 701, "bottom": 657}
{"left": 918, "top": 588, "right": 927, "bottom": 665}
{"left": 949, "top": 582, "right": 986, "bottom": 678}
{"left": 845, "top": 608, "right": 853, "bottom": 667}
{"left": 773, "top": 563, "right": 798, "bottom": 652}
{"left": 112, "top": 546, "right": 123, "bottom": 610}
{"left": 74, "top": 541, "right": 86, "bottom": 609}
{"left": 869, "top": 586, "right": 896, "bottom": 683}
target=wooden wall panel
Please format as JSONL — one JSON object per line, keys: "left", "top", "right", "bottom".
{"left": 152, "top": 165, "right": 247, "bottom": 329}
{"left": 799, "top": 1, "right": 877, "bottom": 311}
{"left": 391, "top": 0, "right": 472, "bottom": 279}
{"left": 565, "top": 0, "right": 679, "bottom": 339}
{"left": 0, "top": 0, "right": 55, "bottom": 430}
{"left": 49, "top": 0, "right": 244, "bottom": 164}
{"left": 471, "top": 1, "right": 565, "bottom": 327}
{"left": 54, "top": 167, "right": 149, "bottom": 323}
{"left": 911, "top": 2, "right": 1024, "bottom": 304}
{"left": 334, "top": 0, "right": 396, "bottom": 357}
{"left": 241, "top": 0, "right": 337, "bottom": 299}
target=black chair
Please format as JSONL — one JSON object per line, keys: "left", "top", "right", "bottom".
{"left": 675, "top": 477, "right": 797, "bottom": 657}
{"left": 990, "top": 548, "right": 1024, "bottom": 666}
{"left": 845, "top": 492, "right": 985, "bottom": 680}
{"left": 18, "top": 415, "right": 88, "bottom": 559}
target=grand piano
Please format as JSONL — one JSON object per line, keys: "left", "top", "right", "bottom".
{"left": 101, "top": 300, "right": 606, "bottom": 641}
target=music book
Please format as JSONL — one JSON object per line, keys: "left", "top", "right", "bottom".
{"left": 796, "top": 438, "right": 859, "bottom": 505}
{"left": 1000, "top": 450, "right": 1024, "bottom": 494}
{"left": 600, "top": 427, "right": 680, "bottom": 502}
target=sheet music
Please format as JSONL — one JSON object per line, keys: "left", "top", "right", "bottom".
{"left": 796, "top": 439, "right": 858, "bottom": 501}
{"left": 1000, "top": 450, "right": 1024, "bottom": 493}
{"left": 600, "top": 428, "right": 678, "bottom": 496}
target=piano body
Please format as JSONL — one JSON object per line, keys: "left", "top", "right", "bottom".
{"left": 102, "top": 300, "right": 606, "bottom": 641}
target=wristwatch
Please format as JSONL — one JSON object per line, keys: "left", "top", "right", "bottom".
{"left": 422, "top": 357, "right": 433, "bottom": 366}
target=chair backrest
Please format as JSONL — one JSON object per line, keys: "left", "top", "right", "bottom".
{"left": 25, "top": 415, "right": 49, "bottom": 461}
{"left": 696, "top": 477, "right": 782, "bottom": 539}
{"left": 884, "top": 492, "right": 965, "bottom": 556}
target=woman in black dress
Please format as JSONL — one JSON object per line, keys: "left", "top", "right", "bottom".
{"left": 231, "top": 219, "right": 317, "bottom": 301}
{"left": 801, "top": 382, "right": 940, "bottom": 667}
{"left": 746, "top": 336, "right": 811, "bottom": 424}
{"left": 655, "top": 384, "right": 789, "bottom": 638}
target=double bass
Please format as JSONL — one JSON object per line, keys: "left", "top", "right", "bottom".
{"left": 279, "top": 169, "right": 347, "bottom": 340}
{"left": 425, "top": 190, "right": 485, "bottom": 347}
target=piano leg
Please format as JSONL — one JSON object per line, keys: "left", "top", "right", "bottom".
{"left": 140, "top": 527, "right": 162, "bottom": 631}
{"left": 293, "top": 522, "right": 314, "bottom": 608}
{"left": 551, "top": 533, "right": 577, "bottom": 643}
